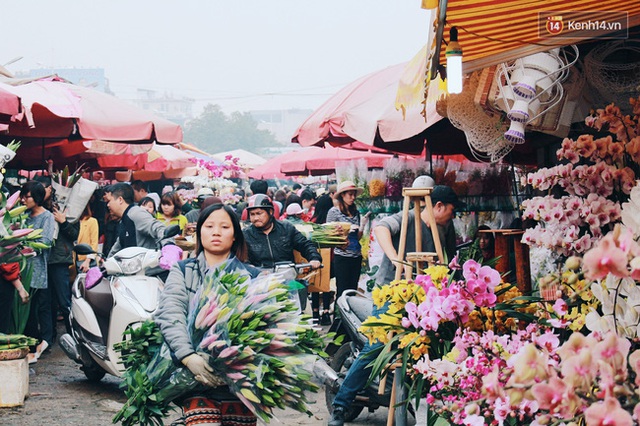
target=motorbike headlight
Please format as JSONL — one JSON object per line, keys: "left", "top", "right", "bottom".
{"left": 115, "top": 252, "right": 145, "bottom": 275}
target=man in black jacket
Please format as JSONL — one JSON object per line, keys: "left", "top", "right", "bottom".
{"left": 242, "top": 194, "right": 321, "bottom": 269}
{"left": 48, "top": 197, "right": 80, "bottom": 341}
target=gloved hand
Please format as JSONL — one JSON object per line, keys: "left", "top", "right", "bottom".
{"left": 182, "top": 353, "right": 225, "bottom": 387}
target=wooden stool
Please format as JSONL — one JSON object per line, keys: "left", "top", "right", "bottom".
{"left": 394, "top": 187, "right": 444, "bottom": 281}
{"left": 378, "top": 361, "right": 405, "bottom": 426}
{"left": 386, "top": 187, "right": 443, "bottom": 425}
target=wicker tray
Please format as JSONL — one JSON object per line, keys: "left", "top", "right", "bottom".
{"left": 0, "top": 347, "right": 29, "bottom": 361}
{"left": 175, "top": 237, "right": 195, "bottom": 251}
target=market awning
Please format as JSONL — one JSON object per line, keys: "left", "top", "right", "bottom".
{"left": 439, "top": 0, "right": 640, "bottom": 73}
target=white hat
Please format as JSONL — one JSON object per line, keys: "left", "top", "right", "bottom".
{"left": 147, "top": 193, "right": 161, "bottom": 209}
{"left": 412, "top": 175, "right": 435, "bottom": 188}
{"left": 285, "top": 203, "right": 304, "bottom": 216}
{"left": 197, "top": 187, "right": 214, "bottom": 198}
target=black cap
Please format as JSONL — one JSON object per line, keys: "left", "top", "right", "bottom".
{"left": 431, "top": 185, "right": 466, "bottom": 210}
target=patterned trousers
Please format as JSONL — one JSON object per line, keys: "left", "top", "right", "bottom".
{"left": 182, "top": 397, "right": 257, "bottom": 426}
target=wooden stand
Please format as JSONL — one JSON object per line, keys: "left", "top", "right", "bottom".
{"left": 394, "top": 187, "right": 444, "bottom": 281}
{"left": 386, "top": 187, "right": 443, "bottom": 425}
{"left": 479, "top": 229, "right": 531, "bottom": 293}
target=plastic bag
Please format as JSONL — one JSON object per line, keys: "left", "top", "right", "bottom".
{"left": 368, "top": 170, "right": 386, "bottom": 197}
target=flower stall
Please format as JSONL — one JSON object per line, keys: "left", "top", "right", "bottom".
{"left": 357, "top": 95, "right": 640, "bottom": 425}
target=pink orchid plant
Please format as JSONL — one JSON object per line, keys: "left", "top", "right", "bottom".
{"left": 416, "top": 324, "right": 640, "bottom": 426}
{"left": 521, "top": 97, "right": 640, "bottom": 256}
{"left": 358, "top": 259, "right": 524, "bottom": 415}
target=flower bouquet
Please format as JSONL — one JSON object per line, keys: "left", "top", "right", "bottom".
{"left": 384, "top": 157, "right": 404, "bottom": 198}
{"left": 49, "top": 163, "right": 99, "bottom": 223}
{"left": 0, "top": 176, "right": 50, "bottom": 267}
{"left": 294, "top": 222, "right": 349, "bottom": 248}
{"left": 358, "top": 260, "right": 514, "bottom": 408}
{"left": 114, "top": 264, "right": 330, "bottom": 426}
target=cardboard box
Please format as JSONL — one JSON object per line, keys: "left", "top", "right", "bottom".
{"left": 294, "top": 248, "right": 331, "bottom": 293}
{"left": 0, "top": 358, "right": 29, "bottom": 407}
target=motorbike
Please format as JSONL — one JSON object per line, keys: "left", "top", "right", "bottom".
{"left": 263, "top": 261, "right": 323, "bottom": 313}
{"left": 58, "top": 225, "right": 181, "bottom": 381}
{"left": 319, "top": 289, "right": 410, "bottom": 425}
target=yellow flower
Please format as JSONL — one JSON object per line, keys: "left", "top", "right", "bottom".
{"left": 421, "top": 265, "right": 449, "bottom": 287}
{"left": 444, "top": 347, "right": 460, "bottom": 362}
{"left": 400, "top": 332, "right": 421, "bottom": 348}
{"left": 410, "top": 343, "right": 429, "bottom": 360}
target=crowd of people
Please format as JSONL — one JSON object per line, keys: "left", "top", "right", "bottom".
{"left": 0, "top": 172, "right": 480, "bottom": 426}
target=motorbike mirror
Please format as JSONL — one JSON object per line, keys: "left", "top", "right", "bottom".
{"left": 74, "top": 243, "right": 96, "bottom": 256}
{"left": 164, "top": 225, "right": 181, "bottom": 239}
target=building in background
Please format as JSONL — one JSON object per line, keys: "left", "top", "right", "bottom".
{"left": 249, "top": 108, "right": 312, "bottom": 145}
{"left": 131, "top": 88, "right": 194, "bottom": 127}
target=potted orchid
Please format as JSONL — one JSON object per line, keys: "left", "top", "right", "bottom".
{"left": 521, "top": 96, "right": 640, "bottom": 257}
{"left": 357, "top": 259, "right": 534, "bottom": 417}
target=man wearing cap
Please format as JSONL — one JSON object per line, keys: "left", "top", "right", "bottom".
{"left": 373, "top": 181, "right": 462, "bottom": 286}
{"left": 243, "top": 194, "right": 321, "bottom": 270}
{"left": 328, "top": 178, "right": 464, "bottom": 426}
{"left": 241, "top": 179, "right": 280, "bottom": 221}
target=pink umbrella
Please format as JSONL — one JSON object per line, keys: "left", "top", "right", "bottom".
{"left": 2, "top": 78, "right": 182, "bottom": 144}
{"left": 247, "top": 150, "right": 297, "bottom": 180}
{"left": 292, "top": 62, "right": 442, "bottom": 153}
{"left": 83, "top": 141, "right": 195, "bottom": 171}
{"left": 0, "top": 83, "right": 20, "bottom": 121}
{"left": 280, "top": 145, "right": 420, "bottom": 176}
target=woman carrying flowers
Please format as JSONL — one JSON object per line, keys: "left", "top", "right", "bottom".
{"left": 154, "top": 203, "right": 261, "bottom": 426}
{"left": 326, "top": 181, "right": 370, "bottom": 299}
{"left": 21, "top": 181, "right": 56, "bottom": 363}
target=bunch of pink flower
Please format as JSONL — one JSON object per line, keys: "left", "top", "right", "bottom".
{"left": 520, "top": 98, "right": 640, "bottom": 257}
{"left": 415, "top": 324, "right": 554, "bottom": 425}
{"left": 417, "top": 324, "right": 640, "bottom": 426}
{"left": 195, "top": 155, "right": 243, "bottom": 178}
{"left": 582, "top": 224, "right": 640, "bottom": 281}
{"left": 521, "top": 193, "right": 621, "bottom": 255}
{"left": 524, "top": 162, "right": 635, "bottom": 197}
{"left": 403, "top": 260, "right": 501, "bottom": 332}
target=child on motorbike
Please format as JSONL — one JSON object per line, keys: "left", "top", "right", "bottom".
{"left": 154, "top": 203, "right": 261, "bottom": 426}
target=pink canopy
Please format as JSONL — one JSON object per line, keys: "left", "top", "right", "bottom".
{"left": 83, "top": 141, "right": 195, "bottom": 171}
{"left": 252, "top": 145, "right": 421, "bottom": 177}
{"left": 247, "top": 151, "right": 290, "bottom": 179}
{"left": 2, "top": 79, "right": 182, "bottom": 144}
{"left": 292, "top": 62, "right": 442, "bottom": 152}
{"left": 0, "top": 83, "right": 20, "bottom": 120}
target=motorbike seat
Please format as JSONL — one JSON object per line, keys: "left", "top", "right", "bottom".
{"left": 83, "top": 277, "right": 114, "bottom": 319}
{"left": 345, "top": 293, "right": 373, "bottom": 322}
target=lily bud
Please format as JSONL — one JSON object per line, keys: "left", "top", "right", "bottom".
{"left": 5, "top": 191, "right": 20, "bottom": 210}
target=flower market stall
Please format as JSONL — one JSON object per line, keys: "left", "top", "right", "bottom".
{"left": 356, "top": 93, "right": 640, "bottom": 425}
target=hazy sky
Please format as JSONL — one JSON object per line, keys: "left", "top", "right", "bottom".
{"left": 3, "top": 1, "right": 429, "bottom": 114}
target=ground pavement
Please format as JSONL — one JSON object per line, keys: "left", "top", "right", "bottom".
{"left": 0, "top": 322, "right": 428, "bottom": 426}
